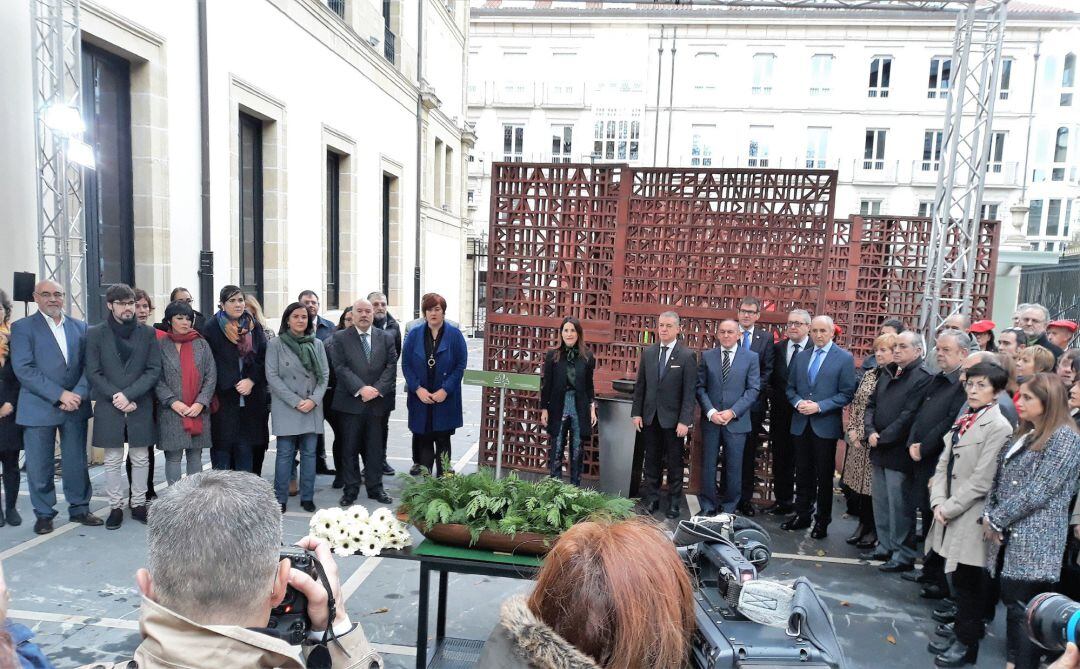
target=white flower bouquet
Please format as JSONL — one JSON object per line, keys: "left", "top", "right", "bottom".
{"left": 309, "top": 505, "right": 413, "bottom": 557}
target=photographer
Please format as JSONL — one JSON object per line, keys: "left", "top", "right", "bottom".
{"left": 88, "top": 470, "right": 381, "bottom": 668}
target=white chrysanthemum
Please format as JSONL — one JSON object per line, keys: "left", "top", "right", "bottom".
{"left": 333, "top": 538, "right": 355, "bottom": 556}
{"left": 311, "top": 511, "right": 339, "bottom": 537}
{"left": 347, "top": 505, "right": 369, "bottom": 522}
{"left": 351, "top": 524, "right": 372, "bottom": 541}
{"left": 384, "top": 536, "right": 403, "bottom": 551}
{"left": 359, "top": 538, "right": 384, "bottom": 557}
{"left": 370, "top": 507, "right": 393, "bottom": 526}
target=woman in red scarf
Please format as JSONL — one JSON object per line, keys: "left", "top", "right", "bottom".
{"left": 155, "top": 301, "right": 216, "bottom": 485}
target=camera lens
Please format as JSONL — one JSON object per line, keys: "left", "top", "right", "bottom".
{"left": 1026, "top": 593, "right": 1080, "bottom": 652}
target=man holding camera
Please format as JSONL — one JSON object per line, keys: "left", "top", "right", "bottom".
{"left": 84, "top": 470, "right": 381, "bottom": 669}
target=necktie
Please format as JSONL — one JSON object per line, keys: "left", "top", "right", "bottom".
{"left": 360, "top": 332, "right": 371, "bottom": 361}
{"left": 658, "top": 346, "right": 669, "bottom": 380}
{"left": 808, "top": 348, "right": 825, "bottom": 385}
{"left": 790, "top": 342, "right": 801, "bottom": 365}
{"left": 722, "top": 349, "right": 731, "bottom": 382}
{"left": 742, "top": 330, "right": 751, "bottom": 351}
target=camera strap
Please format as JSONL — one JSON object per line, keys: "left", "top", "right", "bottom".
{"left": 307, "top": 558, "right": 349, "bottom": 664}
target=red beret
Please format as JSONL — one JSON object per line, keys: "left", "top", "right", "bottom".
{"left": 968, "top": 320, "right": 995, "bottom": 334}
{"left": 833, "top": 324, "right": 843, "bottom": 337}
{"left": 1048, "top": 320, "right": 1078, "bottom": 333}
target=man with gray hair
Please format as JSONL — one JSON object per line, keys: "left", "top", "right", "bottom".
{"left": 97, "top": 470, "right": 381, "bottom": 668}
{"left": 1018, "top": 303, "right": 1063, "bottom": 359}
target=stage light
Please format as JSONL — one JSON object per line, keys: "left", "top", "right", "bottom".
{"left": 42, "top": 103, "right": 86, "bottom": 137}
{"left": 67, "top": 139, "right": 96, "bottom": 169}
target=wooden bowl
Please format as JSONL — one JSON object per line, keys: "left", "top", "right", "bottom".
{"left": 396, "top": 510, "right": 554, "bottom": 556}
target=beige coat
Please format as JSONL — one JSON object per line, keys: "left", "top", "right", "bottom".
{"left": 80, "top": 596, "right": 381, "bottom": 669}
{"left": 927, "top": 403, "right": 1012, "bottom": 572}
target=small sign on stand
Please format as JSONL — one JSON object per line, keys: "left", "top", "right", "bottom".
{"left": 463, "top": 369, "right": 541, "bottom": 478}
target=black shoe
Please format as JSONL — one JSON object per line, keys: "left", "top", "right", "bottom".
{"left": 845, "top": 523, "right": 868, "bottom": 545}
{"left": 316, "top": 460, "right": 336, "bottom": 476}
{"left": 105, "top": 509, "right": 124, "bottom": 530}
{"left": 131, "top": 505, "right": 148, "bottom": 524}
{"left": 736, "top": 502, "right": 756, "bottom": 517}
{"left": 921, "top": 584, "right": 949, "bottom": 600}
{"left": 879, "top": 560, "right": 914, "bottom": 573}
{"left": 934, "top": 639, "right": 978, "bottom": 667}
{"left": 33, "top": 517, "right": 53, "bottom": 535}
{"left": 145, "top": 487, "right": 157, "bottom": 501}
{"left": 768, "top": 502, "right": 794, "bottom": 516}
{"left": 932, "top": 603, "right": 958, "bottom": 624}
{"left": 928, "top": 634, "right": 955, "bottom": 655}
{"left": 382, "top": 462, "right": 395, "bottom": 475}
{"left": 339, "top": 495, "right": 356, "bottom": 508}
{"left": 369, "top": 491, "right": 393, "bottom": 505}
{"left": 780, "top": 515, "right": 812, "bottom": 531}
{"left": 301, "top": 501, "right": 316, "bottom": 513}
{"left": 902, "top": 570, "right": 935, "bottom": 584}
{"left": 861, "top": 549, "right": 890, "bottom": 561}
{"left": 281, "top": 503, "right": 287, "bottom": 513}
{"left": 5, "top": 508, "right": 21, "bottom": 527}
{"left": 642, "top": 499, "right": 660, "bottom": 514}
{"left": 666, "top": 503, "right": 680, "bottom": 520}
{"left": 935, "top": 623, "right": 954, "bottom": 638}
{"left": 810, "top": 523, "right": 828, "bottom": 539}
{"left": 409, "top": 464, "right": 422, "bottom": 476}
{"left": 331, "top": 477, "right": 344, "bottom": 489}
{"left": 855, "top": 532, "right": 879, "bottom": 550}
{"left": 72, "top": 512, "right": 104, "bottom": 527}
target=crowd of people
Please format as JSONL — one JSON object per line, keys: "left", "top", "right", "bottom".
{"left": 0, "top": 280, "right": 469, "bottom": 535}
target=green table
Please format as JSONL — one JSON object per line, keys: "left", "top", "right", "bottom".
{"left": 380, "top": 539, "right": 544, "bottom": 668}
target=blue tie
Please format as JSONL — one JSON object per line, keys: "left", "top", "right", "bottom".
{"left": 742, "top": 330, "right": 751, "bottom": 351}
{"left": 808, "top": 348, "right": 825, "bottom": 385}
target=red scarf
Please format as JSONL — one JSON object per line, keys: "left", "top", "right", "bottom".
{"left": 168, "top": 329, "right": 204, "bottom": 435}
{"left": 953, "top": 405, "right": 990, "bottom": 438}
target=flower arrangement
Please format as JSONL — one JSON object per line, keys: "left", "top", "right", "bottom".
{"left": 309, "top": 505, "right": 413, "bottom": 557}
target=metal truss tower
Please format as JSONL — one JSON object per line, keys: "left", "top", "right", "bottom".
{"left": 30, "top": 0, "right": 87, "bottom": 320}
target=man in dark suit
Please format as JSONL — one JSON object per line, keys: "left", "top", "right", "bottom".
{"left": 768, "top": 309, "right": 812, "bottom": 517}
{"left": 696, "top": 319, "right": 761, "bottom": 515}
{"left": 10, "top": 280, "right": 103, "bottom": 535}
{"left": 631, "top": 311, "right": 698, "bottom": 519}
{"left": 329, "top": 298, "right": 398, "bottom": 506}
{"left": 736, "top": 296, "right": 774, "bottom": 516}
{"left": 783, "top": 315, "right": 857, "bottom": 539}
{"left": 369, "top": 291, "right": 401, "bottom": 478}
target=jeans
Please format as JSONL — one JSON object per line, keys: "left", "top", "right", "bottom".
{"left": 275, "top": 433, "right": 317, "bottom": 504}
{"left": 548, "top": 390, "right": 583, "bottom": 485}
{"left": 164, "top": 448, "right": 203, "bottom": 485}
{"left": 22, "top": 417, "right": 91, "bottom": 520}
{"left": 1001, "top": 578, "right": 1053, "bottom": 668}
{"left": 210, "top": 442, "right": 253, "bottom": 472}
{"left": 871, "top": 465, "right": 917, "bottom": 564}
{"left": 105, "top": 447, "right": 148, "bottom": 509}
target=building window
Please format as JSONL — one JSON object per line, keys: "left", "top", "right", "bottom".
{"left": 326, "top": 0, "right": 345, "bottom": 19}
{"left": 1000, "top": 58, "right": 1013, "bottom": 100}
{"left": 988, "top": 131, "right": 1006, "bottom": 173}
{"left": 1063, "top": 53, "right": 1075, "bottom": 106}
{"left": 444, "top": 144, "right": 454, "bottom": 209}
{"left": 752, "top": 53, "right": 775, "bottom": 96}
{"left": 694, "top": 53, "right": 718, "bottom": 95}
{"left": 868, "top": 56, "right": 892, "bottom": 98}
{"left": 467, "top": 189, "right": 474, "bottom": 204}
{"left": 860, "top": 199, "right": 883, "bottom": 216}
{"left": 1028, "top": 199, "right": 1043, "bottom": 236}
{"left": 805, "top": 127, "right": 830, "bottom": 168}
{"left": 592, "top": 108, "right": 640, "bottom": 161}
{"left": 503, "top": 124, "right": 524, "bottom": 162}
{"left": 690, "top": 125, "right": 715, "bottom": 167}
{"left": 981, "top": 203, "right": 999, "bottom": 221}
{"left": 1053, "top": 126, "right": 1069, "bottom": 181}
{"left": 1067, "top": 199, "right": 1075, "bottom": 239}
{"left": 551, "top": 125, "right": 572, "bottom": 163}
{"left": 239, "top": 112, "right": 264, "bottom": 303}
{"left": 382, "top": 0, "right": 396, "bottom": 65}
{"left": 1047, "top": 199, "right": 1062, "bottom": 237}
{"left": 326, "top": 151, "right": 341, "bottom": 310}
{"left": 809, "top": 54, "right": 833, "bottom": 96}
{"left": 918, "top": 201, "right": 934, "bottom": 218}
{"left": 922, "top": 130, "right": 944, "bottom": 171}
{"left": 433, "top": 138, "right": 444, "bottom": 205}
{"left": 748, "top": 125, "right": 772, "bottom": 167}
{"left": 928, "top": 57, "right": 952, "bottom": 99}
{"left": 864, "top": 129, "right": 887, "bottom": 170}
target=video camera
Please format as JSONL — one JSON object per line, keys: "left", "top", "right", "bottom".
{"left": 674, "top": 514, "right": 848, "bottom": 669}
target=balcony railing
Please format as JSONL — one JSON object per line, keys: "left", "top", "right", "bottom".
{"left": 326, "top": 0, "right": 344, "bottom": 18}
{"left": 384, "top": 26, "right": 395, "bottom": 65}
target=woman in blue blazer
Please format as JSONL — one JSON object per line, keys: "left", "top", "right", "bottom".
{"left": 402, "top": 293, "right": 468, "bottom": 477}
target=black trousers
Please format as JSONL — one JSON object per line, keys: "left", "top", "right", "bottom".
{"left": 251, "top": 441, "right": 267, "bottom": 477}
{"left": 923, "top": 549, "right": 950, "bottom": 593}
{"left": 415, "top": 432, "right": 453, "bottom": 477}
{"left": 950, "top": 563, "right": 990, "bottom": 645}
{"left": 910, "top": 459, "right": 935, "bottom": 539}
{"left": 126, "top": 446, "right": 156, "bottom": 492}
{"left": 770, "top": 405, "right": 796, "bottom": 505}
{"left": 1000, "top": 577, "right": 1053, "bottom": 668}
{"left": 339, "top": 412, "right": 387, "bottom": 497}
{"left": 639, "top": 421, "right": 683, "bottom": 505}
{"left": 793, "top": 426, "right": 837, "bottom": 525}
{"left": 849, "top": 492, "right": 876, "bottom": 530}
{"left": 741, "top": 409, "right": 765, "bottom": 503}
{"left": 0, "top": 451, "right": 19, "bottom": 509}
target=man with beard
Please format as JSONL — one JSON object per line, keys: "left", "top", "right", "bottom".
{"left": 368, "top": 292, "right": 400, "bottom": 477}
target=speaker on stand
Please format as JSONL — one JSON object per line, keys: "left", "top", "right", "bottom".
{"left": 12, "top": 272, "right": 35, "bottom": 318}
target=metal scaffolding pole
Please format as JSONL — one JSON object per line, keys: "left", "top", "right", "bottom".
{"left": 31, "top": 0, "right": 87, "bottom": 320}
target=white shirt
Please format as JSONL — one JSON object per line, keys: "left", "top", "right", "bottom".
{"left": 786, "top": 337, "right": 809, "bottom": 365}
{"left": 706, "top": 345, "right": 740, "bottom": 419}
{"left": 1005, "top": 431, "right": 1032, "bottom": 460}
{"left": 43, "top": 312, "right": 69, "bottom": 364}
{"left": 354, "top": 326, "right": 372, "bottom": 337}
{"left": 353, "top": 327, "right": 377, "bottom": 397}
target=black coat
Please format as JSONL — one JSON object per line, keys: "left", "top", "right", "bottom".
{"left": 84, "top": 323, "right": 162, "bottom": 448}
{"left": 199, "top": 319, "right": 269, "bottom": 446}
{"left": 630, "top": 341, "right": 697, "bottom": 429}
{"left": 540, "top": 349, "right": 596, "bottom": 441}
{"left": 1033, "top": 332, "right": 1064, "bottom": 360}
{"left": 374, "top": 313, "right": 402, "bottom": 358}
{"left": 328, "top": 327, "right": 397, "bottom": 417}
{"left": 0, "top": 360, "right": 20, "bottom": 450}
{"left": 741, "top": 327, "right": 774, "bottom": 412}
{"left": 769, "top": 338, "right": 807, "bottom": 420}
{"left": 865, "top": 359, "right": 933, "bottom": 472}
{"left": 906, "top": 367, "right": 967, "bottom": 468}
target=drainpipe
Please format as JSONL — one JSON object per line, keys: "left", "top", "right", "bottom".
{"left": 652, "top": 26, "right": 665, "bottom": 165}
{"left": 196, "top": 0, "right": 213, "bottom": 313}
{"left": 1020, "top": 30, "right": 1042, "bottom": 203}
{"left": 413, "top": 0, "right": 424, "bottom": 319}
{"left": 664, "top": 27, "right": 677, "bottom": 167}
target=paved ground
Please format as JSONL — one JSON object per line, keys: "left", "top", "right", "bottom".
{"left": 5, "top": 337, "right": 1009, "bottom": 668}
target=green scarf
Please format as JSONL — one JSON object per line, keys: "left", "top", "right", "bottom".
{"left": 280, "top": 330, "right": 322, "bottom": 381}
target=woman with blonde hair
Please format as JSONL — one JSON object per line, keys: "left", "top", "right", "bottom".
{"left": 476, "top": 517, "right": 695, "bottom": 669}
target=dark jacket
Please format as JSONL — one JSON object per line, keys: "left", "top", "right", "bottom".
{"left": 0, "top": 357, "right": 20, "bottom": 450}
{"left": 374, "top": 313, "right": 402, "bottom": 357}
{"left": 741, "top": 327, "right": 774, "bottom": 412}
{"left": 770, "top": 338, "right": 807, "bottom": 415}
{"left": 1031, "top": 332, "right": 1064, "bottom": 360}
{"left": 906, "top": 366, "right": 967, "bottom": 467}
{"left": 475, "top": 595, "right": 601, "bottom": 669}
{"left": 540, "top": 348, "right": 597, "bottom": 441}
{"left": 314, "top": 315, "right": 336, "bottom": 343}
{"left": 84, "top": 322, "right": 162, "bottom": 448}
{"left": 329, "top": 327, "right": 397, "bottom": 417}
{"left": 631, "top": 341, "right": 697, "bottom": 429}
{"left": 865, "top": 359, "right": 933, "bottom": 472}
{"left": 198, "top": 318, "right": 269, "bottom": 446}
{"left": 402, "top": 323, "right": 468, "bottom": 434}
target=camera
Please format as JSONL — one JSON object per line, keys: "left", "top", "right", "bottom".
{"left": 268, "top": 547, "right": 326, "bottom": 646}
{"left": 1027, "top": 592, "right": 1080, "bottom": 652}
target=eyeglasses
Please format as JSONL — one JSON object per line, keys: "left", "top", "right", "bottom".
{"left": 36, "top": 291, "right": 64, "bottom": 299}
{"left": 738, "top": 308, "right": 759, "bottom": 316}
{"left": 787, "top": 321, "right": 808, "bottom": 327}
{"left": 964, "top": 380, "right": 992, "bottom": 390}
{"left": 111, "top": 300, "right": 136, "bottom": 307}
